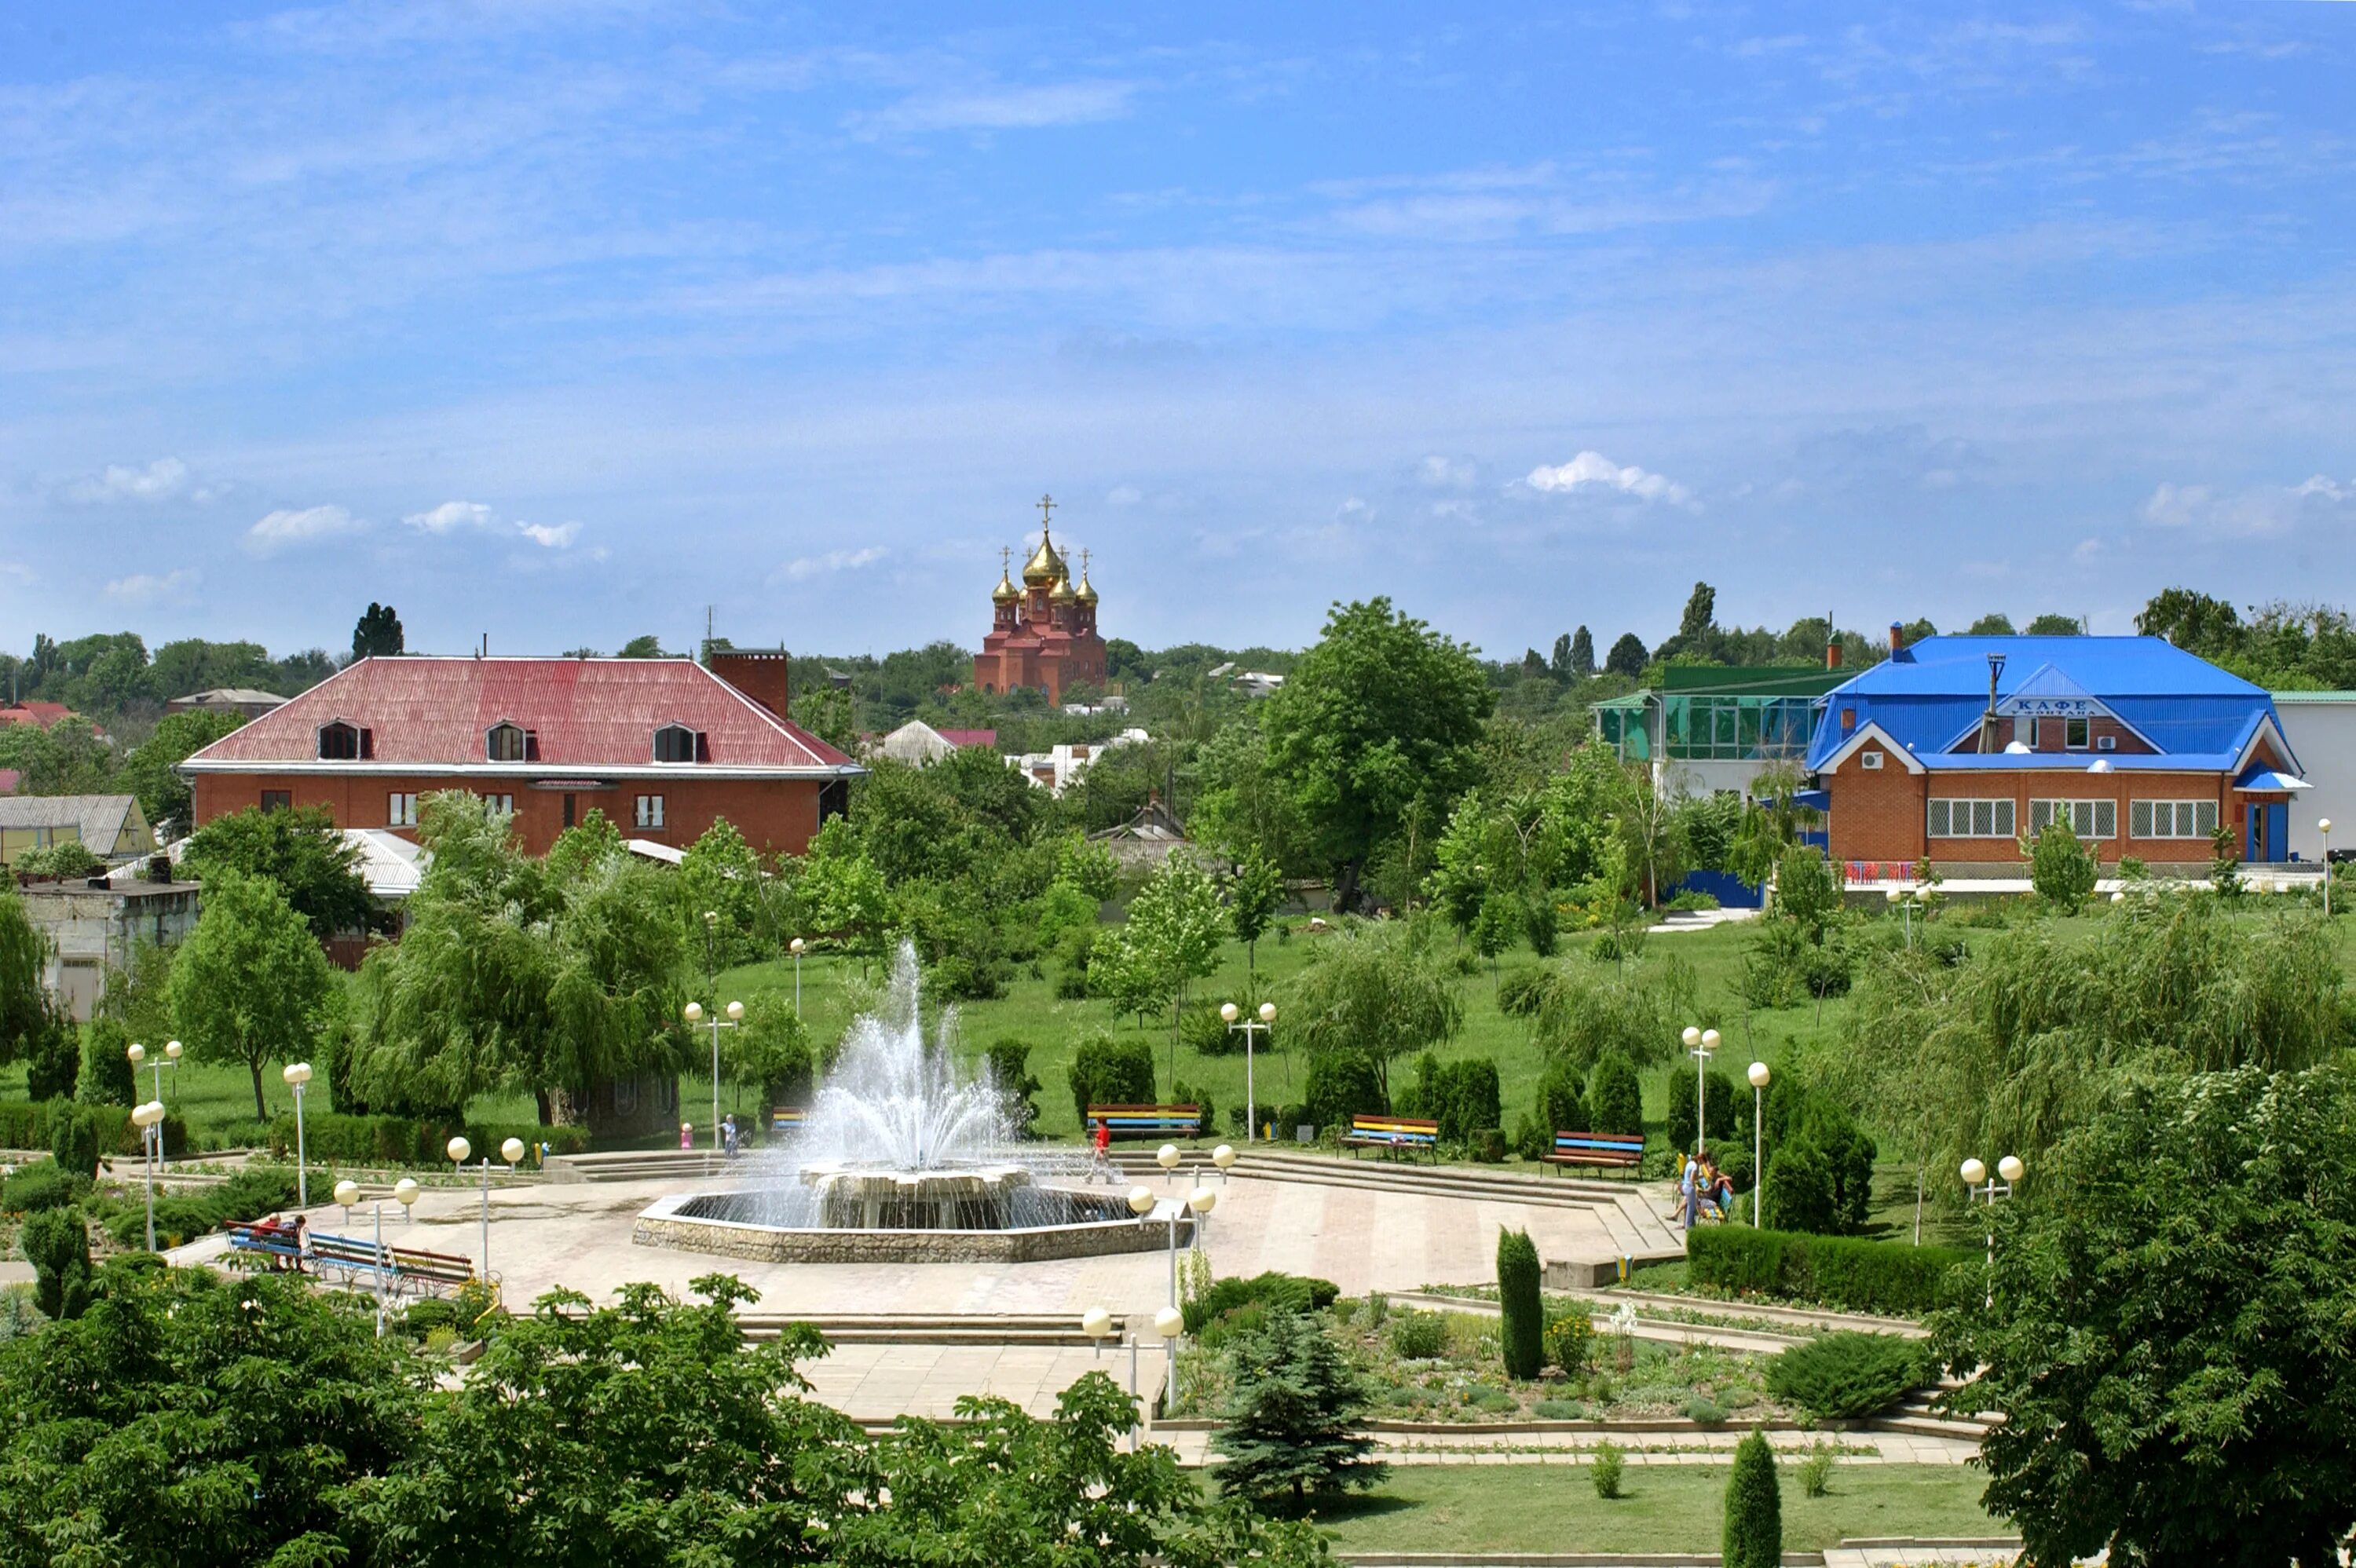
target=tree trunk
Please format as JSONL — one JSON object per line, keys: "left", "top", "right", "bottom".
{"left": 1333, "top": 861, "right": 1363, "bottom": 916}
{"left": 546, "top": 1085, "right": 587, "bottom": 1127}
{"left": 250, "top": 1062, "right": 267, "bottom": 1121}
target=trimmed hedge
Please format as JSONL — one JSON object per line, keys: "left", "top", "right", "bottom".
{"left": 1, "top": 1159, "right": 81, "bottom": 1214}
{"left": 1687, "top": 1225, "right": 1972, "bottom": 1317}
{"left": 1180, "top": 1270, "right": 1340, "bottom": 1335}
{"left": 0, "top": 1100, "right": 185, "bottom": 1159}
{"left": 257, "top": 1113, "right": 591, "bottom": 1165}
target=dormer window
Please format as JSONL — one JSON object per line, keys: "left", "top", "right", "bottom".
{"left": 653, "top": 723, "right": 707, "bottom": 763}
{"left": 317, "top": 720, "right": 371, "bottom": 760}
{"left": 486, "top": 722, "right": 537, "bottom": 762}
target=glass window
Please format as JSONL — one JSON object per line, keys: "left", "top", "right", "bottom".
{"left": 388, "top": 792, "right": 418, "bottom": 827}
{"left": 635, "top": 794, "right": 665, "bottom": 829}
{"left": 319, "top": 722, "right": 361, "bottom": 760}
{"left": 261, "top": 790, "right": 291, "bottom": 813}
{"left": 653, "top": 725, "right": 701, "bottom": 763}
{"left": 2131, "top": 799, "right": 2219, "bottom": 839}
{"left": 2066, "top": 717, "right": 2091, "bottom": 750}
{"left": 486, "top": 722, "right": 527, "bottom": 762}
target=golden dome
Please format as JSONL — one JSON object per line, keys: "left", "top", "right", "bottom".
{"left": 1022, "top": 531, "right": 1067, "bottom": 586}
{"left": 1074, "top": 570, "right": 1098, "bottom": 605}
{"left": 1049, "top": 574, "right": 1077, "bottom": 603}
{"left": 993, "top": 571, "right": 1019, "bottom": 603}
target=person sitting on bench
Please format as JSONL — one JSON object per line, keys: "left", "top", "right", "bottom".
{"left": 1699, "top": 1156, "right": 1733, "bottom": 1221}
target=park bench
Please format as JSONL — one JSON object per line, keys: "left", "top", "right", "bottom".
{"left": 1087, "top": 1104, "right": 1205, "bottom": 1140}
{"left": 1542, "top": 1130, "right": 1646, "bottom": 1175}
{"left": 769, "top": 1106, "right": 807, "bottom": 1140}
{"left": 308, "top": 1231, "right": 482, "bottom": 1301}
{"left": 225, "top": 1222, "right": 306, "bottom": 1270}
{"left": 1341, "top": 1113, "right": 1439, "bottom": 1159}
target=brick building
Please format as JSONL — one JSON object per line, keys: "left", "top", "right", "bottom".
{"left": 972, "top": 500, "right": 1107, "bottom": 705}
{"left": 178, "top": 652, "right": 862, "bottom": 857}
{"left": 1807, "top": 632, "right": 2308, "bottom": 875}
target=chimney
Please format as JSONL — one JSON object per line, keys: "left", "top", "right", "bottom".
{"left": 708, "top": 649, "right": 791, "bottom": 718}
{"left": 1889, "top": 621, "right": 1904, "bottom": 653}
{"left": 1825, "top": 637, "right": 1844, "bottom": 671}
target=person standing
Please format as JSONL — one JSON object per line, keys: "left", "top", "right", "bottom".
{"left": 679, "top": 1120, "right": 694, "bottom": 1152}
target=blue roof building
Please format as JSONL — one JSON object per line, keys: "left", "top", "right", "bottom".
{"left": 1806, "top": 633, "right": 2309, "bottom": 875}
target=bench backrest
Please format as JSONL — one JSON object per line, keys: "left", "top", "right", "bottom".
{"left": 770, "top": 1106, "right": 807, "bottom": 1136}
{"left": 390, "top": 1247, "right": 476, "bottom": 1283}
{"left": 1348, "top": 1113, "right": 1439, "bottom": 1144}
{"left": 1088, "top": 1104, "right": 1203, "bottom": 1136}
{"left": 1552, "top": 1131, "right": 1646, "bottom": 1159}
{"left": 227, "top": 1225, "right": 302, "bottom": 1253}
{"left": 309, "top": 1233, "right": 390, "bottom": 1268}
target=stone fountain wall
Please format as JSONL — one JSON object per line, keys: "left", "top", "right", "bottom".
{"left": 634, "top": 1191, "right": 1197, "bottom": 1265}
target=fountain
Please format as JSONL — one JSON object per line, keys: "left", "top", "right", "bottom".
{"left": 635, "top": 944, "right": 1187, "bottom": 1264}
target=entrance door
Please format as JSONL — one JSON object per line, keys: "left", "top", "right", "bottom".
{"left": 2266, "top": 802, "right": 2289, "bottom": 864}
{"left": 2245, "top": 804, "right": 2266, "bottom": 863}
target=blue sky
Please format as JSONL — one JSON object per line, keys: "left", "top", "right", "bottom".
{"left": 3, "top": 2, "right": 2354, "bottom": 663}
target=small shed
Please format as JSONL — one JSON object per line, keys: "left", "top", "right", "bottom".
{"left": 1088, "top": 794, "right": 1190, "bottom": 868}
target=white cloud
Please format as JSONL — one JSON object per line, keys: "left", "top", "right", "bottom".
{"left": 64, "top": 456, "right": 199, "bottom": 504}
{"left": 404, "top": 499, "right": 497, "bottom": 534}
{"left": 776, "top": 546, "right": 887, "bottom": 583}
{"left": 1106, "top": 484, "right": 1143, "bottom": 506}
{"left": 516, "top": 520, "right": 580, "bottom": 548}
{"left": 1525, "top": 451, "right": 1696, "bottom": 507}
{"left": 2140, "top": 475, "right": 2356, "bottom": 537}
{"left": 104, "top": 566, "right": 200, "bottom": 603}
{"left": 855, "top": 80, "right": 1135, "bottom": 137}
{"left": 1418, "top": 455, "right": 1477, "bottom": 488}
{"left": 245, "top": 503, "right": 362, "bottom": 554}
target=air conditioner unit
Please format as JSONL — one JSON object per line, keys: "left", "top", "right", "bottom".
{"left": 2096, "top": 736, "right": 2116, "bottom": 752}
{"left": 1860, "top": 751, "right": 1884, "bottom": 770}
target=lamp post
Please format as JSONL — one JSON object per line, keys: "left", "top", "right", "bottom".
{"left": 283, "top": 1062, "right": 314, "bottom": 1205}
{"left": 1219, "top": 1000, "right": 1277, "bottom": 1141}
{"left": 1154, "top": 1303, "right": 1186, "bottom": 1413}
{"left": 1883, "top": 886, "right": 1919, "bottom": 948}
{"left": 1961, "top": 1154, "right": 2023, "bottom": 1308}
{"left": 335, "top": 1177, "right": 360, "bottom": 1223}
{"left": 789, "top": 937, "right": 807, "bottom": 1017}
{"left": 393, "top": 1178, "right": 419, "bottom": 1225}
{"left": 2321, "top": 819, "right": 2334, "bottom": 917}
{"left": 1682, "top": 1026, "right": 1719, "bottom": 1153}
{"left": 127, "top": 1041, "right": 181, "bottom": 1105}
{"left": 130, "top": 1100, "right": 166, "bottom": 1251}
{"left": 1082, "top": 1305, "right": 1114, "bottom": 1358}
{"left": 448, "top": 1136, "right": 520, "bottom": 1284}
{"left": 1211, "top": 1143, "right": 1238, "bottom": 1186}
{"left": 1155, "top": 1142, "right": 1180, "bottom": 1186}
{"left": 684, "top": 996, "right": 744, "bottom": 1174}
{"left": 1747, "top": 1062, "right": 1770, "bottom": 1226}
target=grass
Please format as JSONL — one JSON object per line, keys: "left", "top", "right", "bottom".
{"left": 1292, "top": 1461, "right": 2003, "bottom": 1553}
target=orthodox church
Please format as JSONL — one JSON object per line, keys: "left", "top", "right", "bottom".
{"left": 972, "top": 496, "right": 1107, "bottom": 705}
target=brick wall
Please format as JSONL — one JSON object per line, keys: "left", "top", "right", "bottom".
{"left": 192, "top": 772, "right": 824, "bottom": 858}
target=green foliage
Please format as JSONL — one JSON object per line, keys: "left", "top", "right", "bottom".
{"left": 117, "top": 708, "right": 244, "bottom": 832}
{"left": 1388, "top": 1309, "right": 1447, "bottom": 1360}
{"left": 1586, "top": 1052, "right": 1644, "bottom": 1137}
{"left": 1721, "top": 1428, "right": 1783, "bottom": 1568}
{"left": 47, "top": 1100, "right": 99, "bottom": 1180}
{"left": 2207, "top": 820, "right": 2244, "bottom": 897}
{"left": 1798, "top": 1443, "right": 1836, "bottom": 1498}
{"left": 1666, "top": 1069, "right": 1737, "bottom": 1155}
{"left": 1764, "top": 1140, "right": 1837, "bottom": 1233}
{"left": 1772, "top": 844, "right": 1845, "bottom": 936}
{"left": 0, "top": 1159, "right": 79, "bottom": 1214}
{"left": 1496, "top": 965, "right": 1557, "bottom": 1018}
{"left": 1544, "top": 1304, "right": 1597, "bottom": 1376}
{"left": 1182, "top": 1270, "right": 1339, "bottom": 1336}
{"left": 181, "top": 802, "right": 376, "bottom": 940}
{"left": 1303, "top": 1047, "right": 1385, "bottom": 1129}
{"left": 1765, "top": 1332, "right": 1928, "bottom": 1421}
{"left": 1930, "top": 1065, "right": 2356, "bottom": 1567}
{"left": 1687, "top": 1226, "right": 1973, "bottom": 1316}
{"left": 1211, "top": 1303, "right": 1388, "bottom": 1507}
{"left": 352, "top": 600, "right": 404, "bottom": 659}
{"left": 0, "top": 885, "right": 47, "bottom": 1077}
{"left": 9, "top": 839, "right": 105, "bottom": 880}
{"left": 724, "top": 993, "right": 814, "bottom": 1110}
{"left": 20, "top": 1208, "right": 93, "bottom": 1318}
{"left": 982, "top": 1037, "right": 1042, "bottom": 1135}
{"left": 21, "top": 1001, "right": 77, "bottom": 1102}
{"left": 168, "top": 870, "right": 335, "bottom": 1120}
{"left": 78, "top": 1014, "right": 135, "bottom": 1106}
{"left": 1533, "top": 956, "right": 1696, "bottom": 1070}
{"left": 1421, "top": 1054, "right": 1502, "bottom": 1144}
{"left": 1496, "top": 1229, "right": 1544, "bottom": 1380}
{"left": 1282, "top": 920, "right": 1464, "bottom": 1103}
{"left": 1227, "top": 847, "right": 1285, "bottom": 967}
{"left": 1590, "top": 1438, "right": 1625, "bottom": 1499}
{"left": 1067, "top": 1029, "right": 1158, "bottom": 1124}
{"left": 1261, "top": 597, "right": 1494, "bottom": 908}
{"left": 2024, "top": 820, "right": 2099, "bottom": 913}
{"left": 676, "top": 817, "right": 768, "bottom": 968}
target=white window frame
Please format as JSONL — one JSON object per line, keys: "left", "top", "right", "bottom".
{"left": 2129, "top": 799, "right": 2219, "bottom": 839}
{"left": 481, "top": 793, "right": 515, "bottom": 815}
{"left": 387, "top": 792, "right": 418, "bottom": 827}
{"left": 485, "top": 722, "right": 528, "bottom": 762}
{"left": 652, "top": 723, "right": 701, "bottom": 764}
{"left": 1928, "top": 798, "right": 2018, "bottom": 839}
{"left": 2029, "top": 799, "right": 2116, "bottom": 839}
{"left": 635, "top": 793, "right": 666, "bottom": 829}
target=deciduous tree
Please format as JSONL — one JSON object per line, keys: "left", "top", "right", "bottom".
{"left": 168, "top": 871, "right": 333, "bottom": 1118}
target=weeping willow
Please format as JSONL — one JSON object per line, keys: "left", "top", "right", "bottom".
{"left": 1829, "top": 896, "right": 2347, "bottom": 1213}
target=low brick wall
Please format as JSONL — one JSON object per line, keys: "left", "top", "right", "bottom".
{"left": 633, "top": 1198, "right": 1194, "bottom": 1265}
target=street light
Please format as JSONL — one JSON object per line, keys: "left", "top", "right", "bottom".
{"left": 1747, "top": 1062, "right": 1770, "bottom": 1226}
{"left": 449, "top": 1135, "right": 499, "bottom": 1285}
{"left": 130, "top": 1100, "right": 166, "bottom": 1251}
{"left": 1884, "top": 886, "right": 1919, "bottom": 948}
{"left": 789, "top": 937, "right": 808, "bottom": 1017}
{"left": 1155, "top": 1142, "right": 1180, "bottom": 1185}
{"left": 335, "top": 1177, "right": 360, "bottom": 1227}
{"left": 283, "top": 1062, "right": 314, "bottom": 1205}
{"left": 393, "top": 1177, "right": 419, "bottom": 1224}
{"left": 1082, "top": 1304, "right": 1114, "bottom": 1357}
{"left": 128, "top": 1041, "right": 181, "bottom": 1106}
{"left": 163, "top": 1040, "right": 181, "bottom": 1106}
{"left": 1211, "top": 1143, "right": 1238, "bottom": 1185}
{"left": 1962, "top": 1153, "right": 2023, "bottom": 1307}
{"left": 683, "top": 996, "right": 744, "bottom": 1172}
{"left": 1219, "top": 1000, "right": 1277, "bottom": 1142}
{"left": 1683, "top": 1026, "right": 1719, "bottom": 1153}
{"left": 1155, "top": 1303, "right": 1187, "bottom": 1413}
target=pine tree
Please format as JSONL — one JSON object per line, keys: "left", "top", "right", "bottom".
{"left": 1498, "top": 1228, "right": 1544, "bottom": 1378}
{"left": 1722, "top": 1428, "right": 1783, "bottom": 1568}
{"left": 350, "top": 602, "right": 404, "bottom": 661}
{"left": 1568, "top": 625, "right": 1595, "bottom": 677}
{"left": 22, "top": 1207, "right": 94, "bottom": 1318}
{"left": 1550, "top": 632, "right": 1575, "bottom": 677}
{"left": 1212, "top": 1304, "right": 1388, "bottom": 1506}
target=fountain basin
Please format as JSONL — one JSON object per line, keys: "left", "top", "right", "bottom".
{"left": 634, "top": 1185, "right": 1196, "bottom": 1265}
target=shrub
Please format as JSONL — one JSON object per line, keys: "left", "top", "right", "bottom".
{"left": 1470, "top": 1127, "right": 1505, "bottom": 1163}
{"left": 1535, "top": 1062, "right": 1586, "bottom": 1135}
{"left": 1066, "top": 1031, "right": 1156, "bottom": 1124}
{"left": 1497, "top": 1230, "right": 1543, "bottom": 1379}
{"left": 1798, "top": 1443, "right": 1836, "bottom": 1498}
{"left": 1497, "top": 966, "right": 1558, "bottom": 1019}
{"left": 1431, "top": 1058, "right": 1502, "bottom": 1145}
{"left": 2025, "top": 821, "right": 2099, "bottom": 913}
{"left": 1472, "top": 1387, "right": 1517, "bottom": 1413}
{"left": 48, "top": 1102, "right": 100, "bottom": 1182}
{"left": 1, "top": 1159, "right": 79, "bottom": 1214}
{"left": 1389, "top": 1310, "right": 1446, "bottom": 1360}
{"left": 1182, "top": 1270, "right": 1340, "bottom": 1335}
{"left": 21, "top": 1207, "right": 93, "bottom": 1319}
{"left": 1765, "top": 1141, "right": 1836, "bottom": 1233}
{"left": 1303, "top": 1048, "right": 1385, "bottom": 1131}
{"left": 1722, "top": 1428, "right": 1783, "bottom": 1568}
{"left": 1533, "top": 1398, "right": 1586, "bottom": 1420}
{"left": 982, "top": 1039, "right": 1041, "bottom": 1137}
{"left": 1685, "top": 1394, "right": 1728, "bottom": 1424}
{"left": 1586, "top": 1053, "right": 1644, "bottom": 1136}
{"left": 1765, "top": 1332, "right": 1929, "bottom": 1421}
{"left": 1590, "top": 1438, "right": 1625, "bottom": 1499}
{"left": 1687, "top": 1226, "right": 1973, "bottom": 1316}
{"left": 1666, "top": 1069, "right": 1737, "bottom": 1156}
{"left": 24, "top": 1009, "right": 79, "bottom": 1102}
{"left": 78, "top": 1016, "right": 135, "bottom": 1106}
{"left": 1169, "top": 1079, "right": 1216, "bottom": 1136}
{"left": 209, "top": 1166, "right": 302, "bottom": 1224}
{"left": 1544, "top": 1304, "right": 1597, "bottom": 1376}
{"left": 109, "top": 1196, "right": 220, "bottom": 1251}
{"left": 1510, "top": 1112, "right": 1549, "bottom": 1162}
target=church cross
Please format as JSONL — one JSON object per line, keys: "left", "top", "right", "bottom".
{"left": 1079, "top": 546, "right": 1091, "bottom": 578}
{"left": 1000, "top": 545, "right": 1012, "bottom": 575}
{"left": 1037, "top": 493, "right": 1055, "bottom": 528}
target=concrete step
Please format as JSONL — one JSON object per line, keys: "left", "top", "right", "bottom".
{"left": 732, "top": 1311, "right": 1129, "bottom": 1347}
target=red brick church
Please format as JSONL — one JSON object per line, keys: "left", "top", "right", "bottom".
{"left": 972, "top": 497, "right": 1107, "bottom": 704}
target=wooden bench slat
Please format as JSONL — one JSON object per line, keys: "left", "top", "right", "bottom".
{"left": 1341, "top": 1112, "right": 1439, "bottom": 1159}
{"left": 1087, "top": 1103, "right": 1203, "bottom": 1139}
{"left": 1543, "top": 1128, "right": 1646, "bottom": 1175}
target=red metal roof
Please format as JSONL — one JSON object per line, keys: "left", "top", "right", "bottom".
{"left": 936, "top": 729, "right": 999, "bottom": 749}
{"left": 185, "top": 656, "right": 855, "bottom": 773}
{"left": 0, "top": 701, "right": 77, "bottom": 728}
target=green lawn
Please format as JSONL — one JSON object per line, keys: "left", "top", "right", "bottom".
{"left": 1293, "top": 1461, "right": 2004, "bottom": 1554}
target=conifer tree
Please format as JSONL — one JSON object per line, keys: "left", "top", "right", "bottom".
{"left": 1722, "top": 1428, "right": 1783, "bottom": 1568}
{"left": 1498, "top": 1228, "right": 1544, "bottom": 1378}
{"left": 1212, "top": 1304, "right": 1388, "bottom": 1506}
